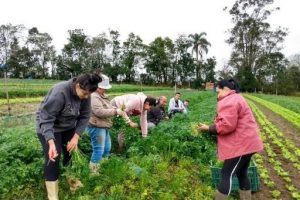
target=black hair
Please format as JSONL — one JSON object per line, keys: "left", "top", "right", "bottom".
{"left": 144, "top": 97, "right": 157, "bottom": 106}
{"left": 184, "top": 99, "right": 190, "bottom": 102}
{"left": 217, "top": 79, "right": 240, "bottom": 93}
{"left": 74, "top": 73, "right": 102, "bottom": 92}
{"left": 175, "top": 92, "right": 181, "bottom": 95}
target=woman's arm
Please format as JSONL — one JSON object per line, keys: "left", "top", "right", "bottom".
{"left": 92, "top": 95, "right": 116, "bottom": 118}
{"left": 75, "top": 97, "right": 91, "bottom": 135}
{"left": 39, "top": 89, "right": 65, "bottom": 142}
{"left": 140, "top": 111, "right": 148, "bottom": 137}
{"left": 215, "top": 104, "right": 239, "bottom": 135}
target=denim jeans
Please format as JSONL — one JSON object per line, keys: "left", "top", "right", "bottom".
{"left": 86, "top": 126, "right": 111, "bottom": 164}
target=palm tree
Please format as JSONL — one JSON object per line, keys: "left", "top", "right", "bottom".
{"left": 189, "top": 32, "right": 211, "bottom": 79}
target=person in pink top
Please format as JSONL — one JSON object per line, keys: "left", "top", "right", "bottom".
{"left": 110, "top": 92, "right": 156, "bottom": 137}
{"left": 198, "top": 79, "right": 263, "bottom": 200}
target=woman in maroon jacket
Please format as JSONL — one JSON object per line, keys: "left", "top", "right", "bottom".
{"left": 198, "top": 79, "right": 263, "bottom": 200}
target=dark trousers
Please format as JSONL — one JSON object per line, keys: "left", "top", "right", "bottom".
{"left": 218, "top": 153, "right": 253, "bottom": 195}
{"left": 38, "top": 129, "right": 75, "bottom": 181}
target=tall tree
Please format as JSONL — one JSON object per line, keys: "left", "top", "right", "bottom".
{"left": 226, "top": 0, "right": 287, "bottom": 92}
{"left": 90, "top": 32, "right": 109, "bottom": 71}
{"left": 189, "top": 32, "right": 211, "bottom": 80}
{"left": 0, "top": 24, "right": 24, "bottom": 77}
{"left": 27, "top": 27, "right": 55, "bottom": 78}
{"left": 145, "top": 37, "right": 174, "bottom": 84}
{"left": 121, "top": 33, "right": 145, "bottom": 83}
{"left": 174, "top": 34, "right": 194, "bottom": 84}
{"left": 105, "top": 30, "right": 122, "bottom": 82}
{"left": 62, "top": 29, "right": 90, "bottom": 76}
{"left": 202, "top": 57, "right": 216, "bottom": 82}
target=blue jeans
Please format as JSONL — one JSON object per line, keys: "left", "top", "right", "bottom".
{"left": 86, "top": 126, "right": 111, "bottom": 164}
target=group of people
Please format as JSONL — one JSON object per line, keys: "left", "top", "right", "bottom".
{"left": 36, "top": 73, "right": 263, "bottom": 200}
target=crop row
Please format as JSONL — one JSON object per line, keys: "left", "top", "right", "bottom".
{"left": 245, "top": 94, "right": 300, "bottom": 129}
{"left": 248, "top": 100, "right": 300, "bottom": 199}
{"left": 251, "top": 94, "right": 300, "bottom": 114}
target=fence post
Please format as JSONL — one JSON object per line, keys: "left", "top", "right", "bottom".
{"left": 4, "top": 71, "right": 11, "bottom": 116}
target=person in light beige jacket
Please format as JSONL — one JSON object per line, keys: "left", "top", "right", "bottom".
{"left": 86, "top": 74, "right": 124, "bottom": 174}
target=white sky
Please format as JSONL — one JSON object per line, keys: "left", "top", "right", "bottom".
{"left": 1, "top": 0, "right": 299, "bottom": 69}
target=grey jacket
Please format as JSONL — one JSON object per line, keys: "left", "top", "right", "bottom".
{"left": 36, "top": 79, "right": 91, "bottom": 141}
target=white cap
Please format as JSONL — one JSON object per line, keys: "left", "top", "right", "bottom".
{"left": 98, "top": 74, "right": 112, "bottom": 89}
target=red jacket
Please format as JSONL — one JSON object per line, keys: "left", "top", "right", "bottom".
{"left": 214, "top": 90, "right": 263, "bottom": 160}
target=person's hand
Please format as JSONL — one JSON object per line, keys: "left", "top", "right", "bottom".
{"left": 129, "top": 122, "right": 139, "bottom": 128}
{"left": 116, "top": 108, "right": 125, "bottom": 116}
{"left": 67, "top": 133, "right": 80, "bottom": 152}
{"left": 48, "top": 139, "right": 58, "bottom": 162}
{"left": 198, "top": 123, "right": 209, "bottom": 131}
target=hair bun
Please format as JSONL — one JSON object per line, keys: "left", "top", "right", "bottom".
{"left": 90, "top": 73, "right": 102, "bottom": 84}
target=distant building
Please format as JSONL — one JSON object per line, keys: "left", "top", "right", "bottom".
{"left": 205, "top": 82, "right": 214, "bottom": 90}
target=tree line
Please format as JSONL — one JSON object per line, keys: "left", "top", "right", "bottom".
{"left": 0, "top": 0, "right": 299, "bottom": 94}
{"left": 0, "top": 25, "right": 214, "bottom": 87}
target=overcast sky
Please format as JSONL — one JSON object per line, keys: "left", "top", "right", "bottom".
{"left": 1, "top": 0, "right": 299, "bottom": 69}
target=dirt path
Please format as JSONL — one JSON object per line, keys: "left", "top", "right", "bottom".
{"left": 251, "top": 101, "right": 300, "bottom": 200}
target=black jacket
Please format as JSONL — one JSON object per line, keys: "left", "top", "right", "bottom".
{"left": 147, "top": 105, "right": 166, "bottom": 125}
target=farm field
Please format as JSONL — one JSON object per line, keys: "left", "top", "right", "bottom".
{"left": 1, "top": 81, "right": 300, "bottom": 199}
{"left": 250, "top": 93, "right": 300, "bottom": 114}
{"left": 0, "top": 79, "right": 172, "bottom": 98}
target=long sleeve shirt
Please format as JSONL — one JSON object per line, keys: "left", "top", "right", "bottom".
{"left": 111, "top": 92, "right": 148, "bottom": 137}
{"left": 36, "top": 79, "right": 91, "bottom": 141}
{"left": 168, "top": 97, "right": 184, "bottom": 113}
{"left": 89, "top": 92, "right": 115, "bottom": 128}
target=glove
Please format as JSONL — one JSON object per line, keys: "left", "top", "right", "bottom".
{"left": 116, "top": 108, "right": 125, "bottom": 116}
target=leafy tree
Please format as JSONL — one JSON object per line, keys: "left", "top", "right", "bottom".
{"left": 7, "top": 37, "right": 22, "bottom": 78}
{"left": 90, "top": 32, "right": 109, "bottom": 72}
{"left": 121, "top": 33, "right": 145, "bottom": 83}
{"left": 106, "top": 30, "right": 122, "bottom": 82}
{"left": 62, "top": 29, "right": 90, "bottom": 77}
{"left": 16, "top": 47, "right": 34, "bottom": 78}
{"left": 27, "top": 27, "right": 55, "bottom": 78}
{"left": 174, "top": 35, "right": 194, "bottom": 84}
{"left": 0, "top": 24, "right": 24, "bottom": 77}
{"left": 56, "top": 54, "right": 69, "bottom": 80}
{"left": 226, "top": 0, "right": 287, "bottom": 92}
{"left": 203, "top": 57, "right": 216, "bottom": 82}
{"left": 286, "top": 66, "right": 300, "bottom": 92}
{"left": 145, "top": 37, "right": 174, "bottom": 84}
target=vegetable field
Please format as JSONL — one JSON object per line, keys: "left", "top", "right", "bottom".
{"left": 1, "top": 81, "right": 300, "bottom": 199}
